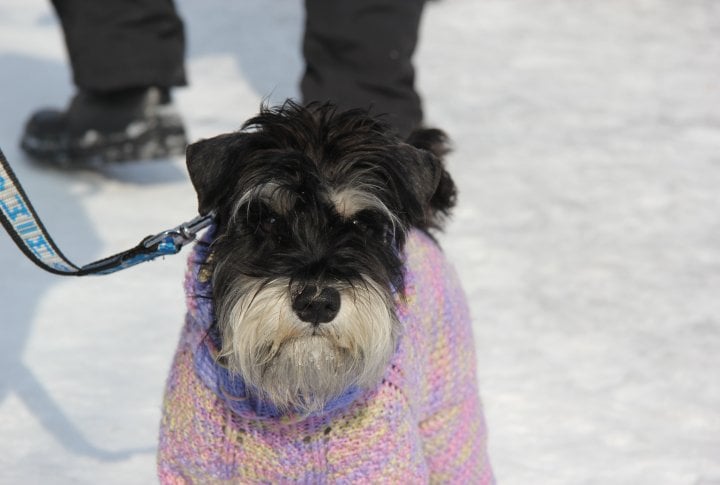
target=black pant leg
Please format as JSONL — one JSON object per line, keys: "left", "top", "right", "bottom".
{"left": 301, "top": 0, "right": 426, "bottom": 137}
{"left": 51, "top": 0, "right": 187, "bottom": 92}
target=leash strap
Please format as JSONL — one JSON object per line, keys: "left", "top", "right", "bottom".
{"left": 0, "top": 148, "right": 213, "bottom": 276}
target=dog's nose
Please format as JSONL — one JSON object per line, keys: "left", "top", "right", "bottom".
{"left": 292, "top": 286, "right": 341, "bottom": 325}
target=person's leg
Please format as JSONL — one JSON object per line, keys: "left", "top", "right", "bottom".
{"left": 20, "top": 0, "right": 188, "bottom": 166}
{"left": 301, "top": 0, "right": 426, "bottom": 138}
{"left": 51, "top": 0, "right": 186, "bottom": 92}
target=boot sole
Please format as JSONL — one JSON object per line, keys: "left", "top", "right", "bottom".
{"left": 21, "top": 119, "right": 187, "bottom": 167}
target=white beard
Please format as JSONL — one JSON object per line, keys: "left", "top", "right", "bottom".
{"left": 216, "top": 275, "right": 399, "bottom": 413}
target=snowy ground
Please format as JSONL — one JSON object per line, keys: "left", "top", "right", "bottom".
{"left": 1, "top": 0, "right": 719, "bottom": 483}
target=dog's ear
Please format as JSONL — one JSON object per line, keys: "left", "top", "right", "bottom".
{"left": 186, "top": 133, "right": 245, "bottom": 215}
{"left": 404, "top": 128, "right": 457, "bottom": 228}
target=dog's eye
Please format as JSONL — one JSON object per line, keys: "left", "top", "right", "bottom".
{"left": 350, "top": 211, "right": 391, "bottom": 243}
{"left": 260, "top": 215, "right": 278, "bottom": 234}
{"left": 351, "top": 218, "right": 368, "bottom": 233}
{"left": 241, "top": 204, "right": 285, "bottom": 241}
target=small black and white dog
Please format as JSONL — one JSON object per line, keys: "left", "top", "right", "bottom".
{"left": 158, "top": 102, "right": 493, "bottom": 483}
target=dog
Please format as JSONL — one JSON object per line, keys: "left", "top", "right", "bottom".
{"left": 157, "top": 102, "right": 494, "bottom": 483}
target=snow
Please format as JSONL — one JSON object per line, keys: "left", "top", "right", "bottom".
{"left": 1, "top": 0, "right": 719, "bottom": 483}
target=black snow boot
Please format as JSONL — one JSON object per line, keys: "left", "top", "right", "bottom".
{"left": 20, "top": 87, "right": 187, "bottom": 167}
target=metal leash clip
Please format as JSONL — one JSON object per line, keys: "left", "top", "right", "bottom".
{"left": 142, "top": 212, "right": 216, "bottom": 251}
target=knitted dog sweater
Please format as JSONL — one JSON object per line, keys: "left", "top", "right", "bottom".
{"left": 157, "top": 229, "right": 494, "bottom": 484}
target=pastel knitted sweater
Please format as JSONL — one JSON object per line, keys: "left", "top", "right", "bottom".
{"left": 158, "top": 229, "right": 494, "bottom": 484}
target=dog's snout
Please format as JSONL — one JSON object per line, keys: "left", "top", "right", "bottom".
{"left": 292, "top": 286, "right": 341, "bottom": 325}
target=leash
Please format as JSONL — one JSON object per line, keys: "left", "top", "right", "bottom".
{"left": 0, "top": 147, "right": 213, "bottom": 276}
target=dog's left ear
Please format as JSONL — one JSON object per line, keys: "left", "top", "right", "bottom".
{"left": 186, "top": 133, "right": 246, "bottom": 215}
{"left": 404, "top": 128, "right": 457, "bottom": 229}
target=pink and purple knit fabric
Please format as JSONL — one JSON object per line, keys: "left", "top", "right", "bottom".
{"left": 158, "top": 229, "right": 494, "bottom": 484}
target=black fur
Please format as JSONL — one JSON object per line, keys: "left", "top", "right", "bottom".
{"left": 186, "top": 101, "right": 455, "bottom": 310}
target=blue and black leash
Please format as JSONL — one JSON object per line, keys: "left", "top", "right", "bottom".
{"left": 0, "top": 148, "right": 213, "bottom": 276}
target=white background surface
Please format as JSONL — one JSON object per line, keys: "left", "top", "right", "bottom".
{"left": 1, "top": 0, "right": 719, "bottom": 483}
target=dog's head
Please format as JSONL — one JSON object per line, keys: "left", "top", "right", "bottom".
{"left": 187, "top": 101, "right": 455, "bottom": 413}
